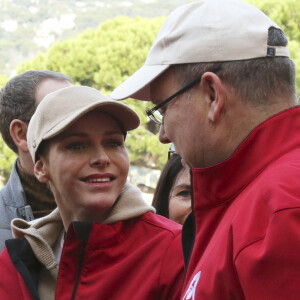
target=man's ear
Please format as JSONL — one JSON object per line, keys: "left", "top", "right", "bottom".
{"left": 10, "top": 119, "right": 29, "bottom": 152}
{"left": 202, "top": 73, "right": 225, "bottom": 123}
{"left": 34, "top": 159, "right": 50, "bottom": 183}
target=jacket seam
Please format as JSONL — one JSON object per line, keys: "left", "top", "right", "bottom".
{"left": 140, "top": 216, "right": 179, "bottom": 238}
{"left": 234, "top": 235, "right": 265, "bottom": 264}
{"left": 273, "top": 206, "right": 300, "bottom": 214}
{"left": 234, "top": 207, "right": 300, "bottom": 263}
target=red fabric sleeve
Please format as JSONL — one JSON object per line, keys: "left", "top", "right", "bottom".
{"left": 0, "top": 247, "right": 33, "bottom": 300}
{"left": 159, "top": 231, "right": 185, "bottom": 300}
{"left": 235, "top": 208, "right": 300, "bottom": 300}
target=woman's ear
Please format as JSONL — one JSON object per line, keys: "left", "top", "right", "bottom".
{"left": 202, "top": 73, "right": 225, "bottom": 123}
{"left": 34, "top": 159, "right": 49, "bottom": 183}
{"left": 10, "top": 119, "right": 29, "bottom": 152}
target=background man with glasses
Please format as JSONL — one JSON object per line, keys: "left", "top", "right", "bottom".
{"left": 112, "top": 0, "right": 300, "bottom": 298}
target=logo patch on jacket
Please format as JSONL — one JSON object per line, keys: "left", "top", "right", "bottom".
{"left": 183, "top": 271, "right": 201, "bottom": 300}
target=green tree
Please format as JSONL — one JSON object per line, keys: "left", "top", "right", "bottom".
{"left": 0, "top": 75, "right": 8, "bottom": 87}
{"left": 0, "top": 140, "right": 16, "bottom": 184}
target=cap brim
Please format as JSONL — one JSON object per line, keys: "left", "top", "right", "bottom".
{"left": 111, "top": 64, "right": 170, "bottom": 101}
{"left": 44, "top": 100, "right": 140, "bottom": 141}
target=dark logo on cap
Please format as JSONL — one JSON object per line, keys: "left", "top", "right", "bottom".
{"left": 267, "top": 47, "right": 276, "bottom": 56}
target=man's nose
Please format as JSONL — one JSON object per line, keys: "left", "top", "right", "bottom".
{"left": 159, "top": 124, "right": 171, "bottom": 144}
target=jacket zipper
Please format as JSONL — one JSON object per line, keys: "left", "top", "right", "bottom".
{"left": 71, "top": 241, "right": 87, "bottom": 300}
{"left": 181, "top": 170, "right": 196, "bottom": 288}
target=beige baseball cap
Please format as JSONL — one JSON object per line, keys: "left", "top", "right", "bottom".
{"left": 27, "top": 85, "right": 140, "bottom": 163}
{"left": 111, "top": 0, "right": 289, "bottom": 101}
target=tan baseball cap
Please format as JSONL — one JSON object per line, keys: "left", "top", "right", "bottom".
{"left": 111, "top": 0, "right": 289, "bottom": 101}
{"left": 27, "top": 85, "right": 140, "bottom": 163}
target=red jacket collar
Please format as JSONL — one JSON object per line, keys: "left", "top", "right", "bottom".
{"left": 192, "top": 106, "right": 300, "bottom": 210}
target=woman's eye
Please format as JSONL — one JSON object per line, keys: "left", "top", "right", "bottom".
{"left": 107, "top": 140, "right": 122, "bottom": 148}
{"left": 177, "top": 190, "right": 191, "bottom": 198}
{"left": 66, "top": 142, "right": 85, "bottom": 150}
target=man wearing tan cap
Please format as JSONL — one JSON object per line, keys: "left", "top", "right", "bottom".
{"left": 112, "top": 0, "right": 300, "bottom": 298}
{"left": 0, "top": 70, "right": 72, "bottom": 252}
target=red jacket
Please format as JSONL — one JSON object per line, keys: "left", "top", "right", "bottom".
{"left": 0, "top": 212, "right": 184, "bottom": 300}
{"left": 181, "top": 107, "right": 300, "bottom": 300}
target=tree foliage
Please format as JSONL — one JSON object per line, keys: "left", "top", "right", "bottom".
{"left": 0, "top": 0, "right": 194, "bottom": 76}
{"left": 0, "top": 75, "right": 8, "bottom": 87}
{"left": 0, "top": 140, "right": 16, "bottom": 184}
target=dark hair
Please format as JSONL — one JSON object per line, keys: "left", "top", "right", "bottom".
{"left": 36, "top": 140, "right": 50, "bottom": 164}
{"left": 152, "top": 154, "right": 183, "bottom": 218}
{"left": 172, "top": 27, "right": 296, "bottom": 107}
{"left": 0, "top": 70, "right": 72, "bottom": 153}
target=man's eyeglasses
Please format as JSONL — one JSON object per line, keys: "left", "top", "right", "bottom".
{"left": 146, "top": 66, "right": 221, "bottom": 125}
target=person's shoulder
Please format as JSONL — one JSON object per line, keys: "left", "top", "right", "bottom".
{"left": 257, "top": 148, "right": 300, "bottom": 209}
{"left": 265, "top": 146, "right": 300, "bottom": 174}
{"left": 139, "top": 212, "right": 182, "bottom": 236}
{"left": 0, "top": 159, "right": 19, "bottom": 194}
{"left": 0, "top": 175, "right": 10, "bottom": 195}
{"left": 0, "top": 240, "right": 38, "bottom": 299}
{"left": 0, "top": 179, "right": 12, "bottom": 221}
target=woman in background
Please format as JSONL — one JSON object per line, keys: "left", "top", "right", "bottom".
{"left": 152, "top": 147, "right": 192, "bottom": 225}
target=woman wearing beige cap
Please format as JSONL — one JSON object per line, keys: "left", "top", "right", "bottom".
{"left": 0, "top": 86, "right": 184, "bottom": 300}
